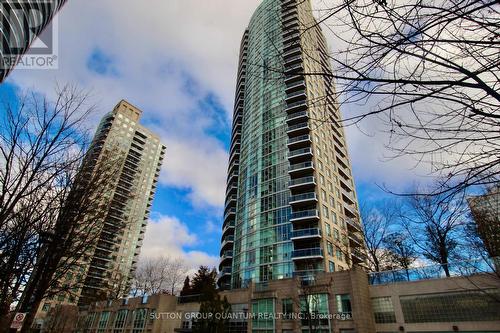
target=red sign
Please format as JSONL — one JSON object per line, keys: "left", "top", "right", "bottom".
{"left": 10, "top": 312, "right": 26, "bottom": 330}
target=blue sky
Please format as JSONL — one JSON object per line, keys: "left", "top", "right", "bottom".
{"left": 0, "top": 0, "right": 428, "bottom": 270}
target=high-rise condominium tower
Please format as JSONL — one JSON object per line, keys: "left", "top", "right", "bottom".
{"left": 76, "top": 100, "right": 166, "bottom": 305}
{"left": 0, "top": 0, "right": 67, "bottom": 82}
{"left": 219, "top": 0, "right": 366, "bottom": 290}
{"left": 468, "top": 187, "right": 500, "bottom": 259}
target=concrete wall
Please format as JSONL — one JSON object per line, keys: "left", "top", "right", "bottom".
{"left": 370, "top": 274, "right": 500, "bottom": 333}
{"left": 72, "top": 272, "right": 500, "bottom": 333}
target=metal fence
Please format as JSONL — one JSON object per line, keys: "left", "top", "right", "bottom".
{"left": 368, "top": 257, "right": 499, "bottom": 285}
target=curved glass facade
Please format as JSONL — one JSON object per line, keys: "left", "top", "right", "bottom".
{"left": 0, "top": 0, "right": 67, "bottom": 82}
{"left": 219, "top": 0, "right": 366, "bottom": 290}
{"left": 231, "top": 0, "right": 293, "bottom": 288}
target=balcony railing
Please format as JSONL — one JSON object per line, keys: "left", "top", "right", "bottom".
{"left": 221, "top": 251, "right": 233, "bottom": 260}
{"left": 222, "top": 222, "right": 235, "bottom": 234}
{"left": 286, "top": 89, "right": 306, "bottom": 99}
{"left": 283, "top": 45, "right": 301, "bottom": 58}
{"left": 346, "top": 217, "right": 362, "bottom": 231}
{"left": 349, "top": 232, "right": 363, "bottom": 244}
{"left": 287, "top": 122, "right": 309, "bottom": 133}
{"left": 288, "top": 135, "right": 311, "bottom": 145}
{"left": 290, "top": 209, "right": 319, "bottom": 220}
{"left": 285, "top": 81, "right": 306, "bottom": 92}
{"left": 285, "top": 100, "right": 307, "bottom": 111}
{"left": 291, "top": 228, "right": 321, "bottom": 239}
{"left": 289, "top": 161, "right": 313, "bottom": 171}
{"left": 289, "top": 147, "right": 312, "bottom": 158}
{"left": 225, "top": 194, "right": 237, "bottom": 204}
{"left": 284, "top": 54, "right": 302, "bottom": 65}
{"left": 221, "top": 235, "right": 234, "bottom": 248}
{"left": 225, "top": 185, "right": 238, "bottom": 196}
{"left": 289, "top": 176, "right": 315, "bottom": 187}
{"left": 289, "top": 192, "right": 317, "bottom": 203}
{"left": 351, "top": 248, "right": 367, "bottom": 262}
{"left": 283, "top": 32, "right": 300, "bottom": 42}
{"left": 287, "top": 110, "right": 308, "bottom": 121}
{"left": 369, "top": 257, "right": 499, "bottom": 285}
{"left": 219, "top": 266, "right": 232, "bottom": 275}
{"left": 292, "top": 248, "right": 324, "bottom": 259}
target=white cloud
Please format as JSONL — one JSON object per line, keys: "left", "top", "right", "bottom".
{"left": 155, "top": 133, "right": 229, "bottom": 207}
{"left": 140, "top": 214, "right": 219, "bottom": 270}
{"left": 5, "top": 0, "right": 435, "bottom": 207}
{"left": 6, "top": 0, "right": 262, "bottom": 209}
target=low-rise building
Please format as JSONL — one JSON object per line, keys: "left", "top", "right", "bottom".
{"left": 72, "top": 261, "right": 500, "bottom": 333}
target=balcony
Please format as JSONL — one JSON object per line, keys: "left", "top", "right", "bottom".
{"left": 289, "top": 176, "right": 315, "bottom": 190}
{"left": 291, "top": 228, "right": 322, "bottom": 240}
{"left": 283, "top": 35, "right": 300, "bottom": 51}
{"left": 229, "top": 139, "right": 240, "bottom": 155}
{"left": 289, "top": 192, "right": 318, "bottom": 205}
{"left": 348, "top": 233, "right": 364, "bottom": 247}
{"left": 219, "top": 266, "right": 232, "bottom": 277}
{"left": 283, "top": 5, "right": 299, "bottom": 19}
{"left": 220, "top": 251, "right": 233, "bottom": 264}
{"left": 228, "top": 160, "right": 239, "bottom": 174}
{"left": 288, "top": 147, "right": 313, "bottom": 162}
{"left": 225, "top": 185, "right": 238, "bottom": 196}
{"left": 285, "top": 100, "right": 307, "bottom": 113}
{"left": 285, "top": 89, "right": 307, "bottom": 104}
{"left": 346, "top": 218, "right": 362, "bottom": 232}
{"left": 292, "top": 248, "right": 324, "bottom": 260}
{"left": 287, "top": 121, "right": 310, "bottom": 136}
{"left": 282, "top": 5, "right": 298, "bottom": 14}
{"left": 287, "top": 135, "right": 311, "bottom": 149}
{"left": 222, "top": 222, "right": 235, "bottom": 236}
{"left": 344, "top": 203, "right": 357, "bottom": 218}
{"left": 286, "top": 110, "right": 308, "bottom": 123}
{"left": 284, "top": 63, "right": 303, "bottom": 75}
{"left": 288, "top": 161, "right": 314, "bottom": 177}
{"left": 222, "top": 234, "right": 234, "bottom": 242}
{"left": 228, "top": 150, "right": 240, "bottom": 165}
{"left": 283, "top": 44, "right": 301, "bottom": 57}
{"left": 341, "top": 188, "right": 356, "bottom": 205}
{"left": 225, "top": 194, "right": 237, "bottom": 209}
{"left": 285, "top": 80, "right": 306, "bottom": 93}
{"left": 337, "top": 161, "right": 351, "bottom": 178}
{"left": 224, "top": 208, "right": 236, "bottom": 221}
{"left": 351, "top": 248, "right": 367, "bottom": 263}
{"left": 221, "top": 234, "right": 234, "bottom": 249}
{"left": 283, "top": 27, "right": 299, "bottom": 38}
{"left": 227, "top": 170, "right": 239, "bottom": 183}
{"left": 282, "top": 0, "right": 297, "bottom": 7}
{"left": 284, "top": 54, "right": 302, "bottom": 66}
{"left": 283, "top": 34, "right": 300, "bottom": 46}
{"left": 231, "top": 128, "right": 241, "bottom": 140}
{"left": 284, "top": 74, "right": 303, "bottom": 85}
{"left": 290, "top": 209, "right": 320, "bottom": 223}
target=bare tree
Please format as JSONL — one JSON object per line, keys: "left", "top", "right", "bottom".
{"left": 400, "top": 183, "right": 468, "bottom": 276}
{"left": 130, "top": 256, "right": 187, "bottom": 297}
{"left": 360, "top": 200, "right": 400, "bottom": 272}
{"left": 384, "top": 231, "right": 418, "bottom": 279}
{"left": 268, "top": 0, "right": 500, "bottom": 196}
{"left": 0, "top": 85, "right": 125, "bottom": 332}
{"left": 0, "top": 85, "right": 91, "bottom": 326}
{"left": 18, "top": 139, "right": 122, "bottom": 333}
